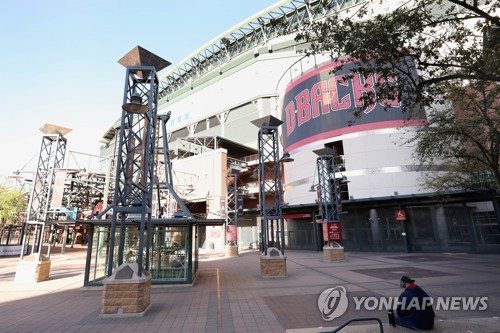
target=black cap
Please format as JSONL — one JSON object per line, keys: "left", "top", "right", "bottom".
{"left": 401, "top": 275, "right": 415, "bottom": 284}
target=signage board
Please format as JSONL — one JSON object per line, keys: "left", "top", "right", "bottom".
{"left": 322, "top": 222, "right": 342, "bottom": 241}
{"left": 395, "top": 209, "right": 407, "bottom": 221}
{"left": 226, "top": 225, "right": 237, "bottom": 242}
{"left": 281, "top": 58, "right": 423, "bottom": 152}
{"left": 0, "top": 245, "right": 28, "bottom": 256}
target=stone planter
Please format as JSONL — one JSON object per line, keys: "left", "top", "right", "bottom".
{"left": 225, "top": 245, "right": 239, "bottom": 257}
{"left": 15, "top": 254, "right": 51, "bottom": 283}
{"left": 260, "top": 247, "right": 287, "bottom": 278}
{"left": 100, "top": 263, "right": 152, "bottom": 318}
{"left": 323, "top": 242, "right": 345, "bottom": 262}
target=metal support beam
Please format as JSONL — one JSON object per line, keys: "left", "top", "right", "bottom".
{"left": 157, "top": 112, "right": 193, "bottom": 219}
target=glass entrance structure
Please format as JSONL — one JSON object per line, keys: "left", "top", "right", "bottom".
{"left": 83, "top": 219, "right": 222, "bottom": 286}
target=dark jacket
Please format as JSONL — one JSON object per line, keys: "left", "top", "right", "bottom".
{"left": 397, "top": 284, "right": 435, "bottom": 330}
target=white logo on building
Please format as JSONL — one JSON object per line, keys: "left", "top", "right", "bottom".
{"left": 317, "top": 286, "right": 349, "bottom": 321}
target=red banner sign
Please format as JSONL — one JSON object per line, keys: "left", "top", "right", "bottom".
{"left": 226, "top": 225, "right": 237, "bottom": 242}
{"left": 281, "top": 58, "right": 422, "bottom": 152}
{"left": 322, "top": 222, "right": 342, "bottom": 241}
{"left": 395, "top": 209, "right": 406, "bottom": 221}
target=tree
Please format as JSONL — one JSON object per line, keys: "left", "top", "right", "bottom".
{"left": 281, "top": 0, "right": 499, "bottom": 199}
{"left": 287, "top": 0, "right": 499, "bottom": 115}
{"left": 407, "top": 80, "right": 499, "bottom": 196}
{"left": 0, "top": 185, "right": 26, "bottom": 227}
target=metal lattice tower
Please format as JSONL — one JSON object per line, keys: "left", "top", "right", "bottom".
{"left": 252, "top": 116, "right": 286, "bottom": 255}
{"left": 103, "top": 46, "right": 170, "bottom": 277}
{"left": 314, "top": 148, "right": 340, "bottom": 223}
{"left": 226, "top": 173, "right": 238, "bottom": 245}
{"left": 21, "top": 124, "right": 71, "bottom": 258}
{"left": 27, "top": 126, "right": 70, "bottom": 223}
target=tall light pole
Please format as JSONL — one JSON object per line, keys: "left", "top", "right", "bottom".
{"left": 313, "top": 147, "right": 345, "bottom": 262}
{"left": 251, "top": 115, "right": 293, "bottom": 256}
{"left": 102, "top": 46, "right": 170, "bottom": 277}
{"left": 15, "top": 124, "right": 71, "bottom": 283}
{"left": 314, "top": 148, "right": 340, "bottom": 229}
{"left": 20, "top": 124, "right": 71, "bottom": 259}
{"left": 225, "top": 172, "right": 239, "bottom": 256}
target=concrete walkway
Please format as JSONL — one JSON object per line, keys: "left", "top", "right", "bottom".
{"left": 0, "top": 246, "right": 499, "bottom": 333}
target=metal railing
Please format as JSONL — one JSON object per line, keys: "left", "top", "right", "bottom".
{"left": 322, "top": 317, "right": 384, "bottom": 333}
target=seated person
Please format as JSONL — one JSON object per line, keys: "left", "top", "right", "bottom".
{"left": 396, "top": 275, "right": 435, "bottom": 330}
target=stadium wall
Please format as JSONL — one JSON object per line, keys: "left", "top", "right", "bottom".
{"left": 101, "top": 0, "right": 499, "bottom": 253}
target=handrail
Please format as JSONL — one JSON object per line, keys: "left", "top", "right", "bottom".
{"left": 323, "top": 317, "right": 384, "bottom": 333}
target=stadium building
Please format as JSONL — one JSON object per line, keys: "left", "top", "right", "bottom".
{"left": 98, "top": 0, "right": 499, "bottom": 254}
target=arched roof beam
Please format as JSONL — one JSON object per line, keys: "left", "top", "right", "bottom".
{"left": 158, "top": 0, "right": 367, "bottom": 98}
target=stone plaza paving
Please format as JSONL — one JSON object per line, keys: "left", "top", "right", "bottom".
{"left": 0, "top": 246, "right": 499, "bottom": 333}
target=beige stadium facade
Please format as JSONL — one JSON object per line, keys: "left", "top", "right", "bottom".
{"left": 100, "top": 0, "right": 499, "bottom": 254}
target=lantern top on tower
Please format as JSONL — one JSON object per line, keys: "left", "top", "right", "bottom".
{"left": 118, "top": 45, "right": 171, "bottom": 72}
{"left": 39, "top": 123, "right": 72, "bottom": 136}
{"left": 250, "top": 115, "right": 283, "bottom": 128}
{"left": 313, "top": 147, "right": 334, "bottom": 156}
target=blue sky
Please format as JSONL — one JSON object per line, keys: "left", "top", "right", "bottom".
{"left": 0, "top": 0, "right": 279, "bottom": 181}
